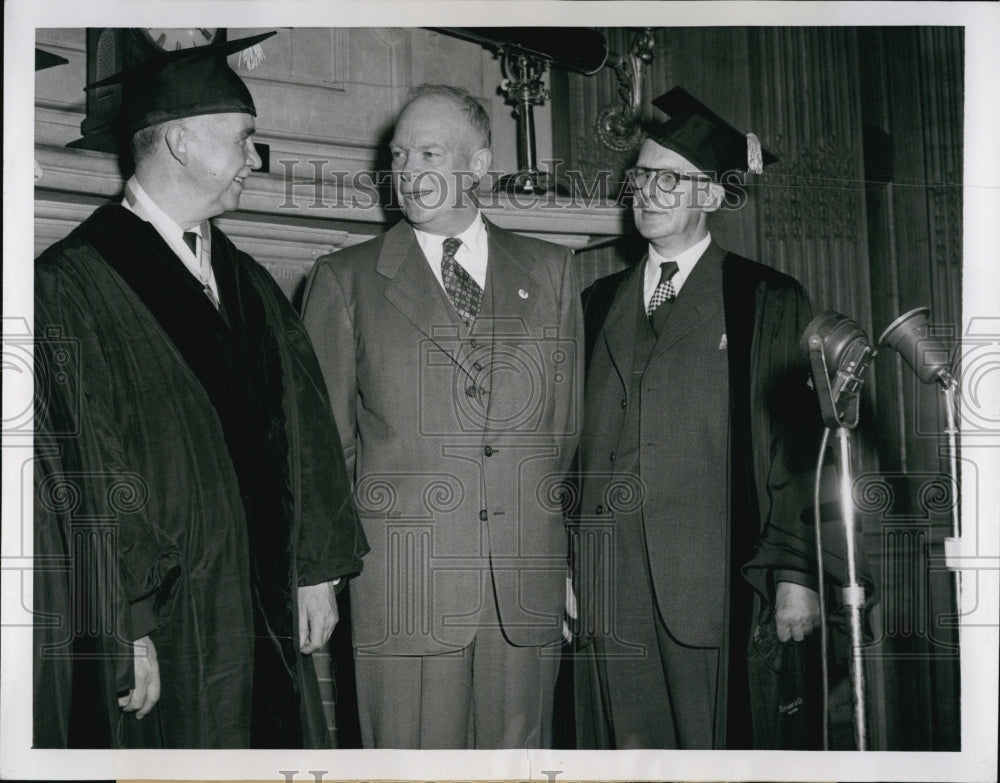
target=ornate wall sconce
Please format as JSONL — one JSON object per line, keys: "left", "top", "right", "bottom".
{"left": 437, "top": 27, "right": 656, "bottom": 192}
{"left": 437, "top": 28, "right": 608, "bottom": 195}
{"left": 597, "top": 28, "right": 656, "bottom": 152}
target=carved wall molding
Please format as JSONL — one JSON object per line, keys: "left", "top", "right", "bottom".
{"left": 233, "top": 27, "right": 350, "bottom": 90}
{"left": 760, "top": 132, "right": 862, "bottom": 244}
{"left": 371, "top": 27, "right": 413, "bottom": 118}
{"left": 918, "top": 27, "right": 964, "bottom": 330}
{"left": 748, "top": 27, "right": 872, "bottom": 335}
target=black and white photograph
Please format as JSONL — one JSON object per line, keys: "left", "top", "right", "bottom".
{"left": 3, "top": 1, "right": 998, "bottom": 781}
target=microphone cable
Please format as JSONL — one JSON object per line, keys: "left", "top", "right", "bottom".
{"left": 813, "top": 426, "right": 831, "bottom": 750}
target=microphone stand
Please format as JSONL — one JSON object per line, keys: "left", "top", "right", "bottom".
{"left": 941, "top": 376, "right": 962, "bottom": 627}
{"left": 805, "top": 331, "right": 872, "bottom": 750}
{"left": 834, "top": 426, "right": 868, "bottom": 750}
{"left": 877, "top": 308, "right": 961, "bottom": 636}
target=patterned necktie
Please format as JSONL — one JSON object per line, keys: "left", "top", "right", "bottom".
{"left": 441, "top": 237, "right": 483, "bottom": 327}
{"left": 647, "top": 260, "right": 679, "bottom": 317}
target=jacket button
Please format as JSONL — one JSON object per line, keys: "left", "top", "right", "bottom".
{"left": 609, "top": 451, "right": 616, "bottom": 463}
{"left": 620, "top": 398, "right": 627, "bottom": 409}
{"left": 479, "top": 509, "right": 488, "bottom": 521}
{"left": 596, "top": 504, "right": 604, "bottom": 515}
{"left": 483, "top": 445, "right": 494, "bottom": 457}
{"left": 470, "top": 339, "right": 479, "bottom": 349}
{"left": 466, "top": 386, "right": 477, "bottom": 397}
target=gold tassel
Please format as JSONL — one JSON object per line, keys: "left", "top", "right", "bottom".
{"left": 746, "top": 132, "right": 764, "bottom": 175}
{"left": 238, "top": 43, "right": 266, "bottom": 71}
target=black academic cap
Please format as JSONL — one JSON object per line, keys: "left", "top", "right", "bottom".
{"left": 649, "top": 86, "right": 778, "bottom": 177}
{"left": 86, "top": 31, "right": 276, "bottom": 134}
{"left": 36, "top": 48, "right": 69, "bottom": 71}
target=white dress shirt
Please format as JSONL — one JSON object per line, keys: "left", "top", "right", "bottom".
{"left": 642, "top": 231, "right": 713, "bottom": 312}
{"left": 122, "top": 176, "right": 220, "bottom": 303}
{"left": 413, "top": 213, "right": 489, "bottom": 291}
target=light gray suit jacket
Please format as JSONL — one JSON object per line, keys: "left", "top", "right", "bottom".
{"left": 302, "top": 217, "right": 582, "bottom": 654}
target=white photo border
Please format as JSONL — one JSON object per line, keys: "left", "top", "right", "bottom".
{"left": 4, "top": 1, "right": 998, "bottom": 781}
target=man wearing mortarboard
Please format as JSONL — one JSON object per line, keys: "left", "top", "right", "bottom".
{"left": 571, "top": 87, "right": 827, "bottom": 749}
{"left": 33, "top": 31, "right": 367, "bottom": 748}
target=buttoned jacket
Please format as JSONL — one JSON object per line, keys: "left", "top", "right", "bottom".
{"left": 303, "top": 218, "right": 582, "bottom": 654}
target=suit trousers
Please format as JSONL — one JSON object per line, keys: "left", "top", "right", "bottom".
{"left": 354, "top": 584, "right": 560, "bottom": 749}
{"left": 582, "top": 507, "right": 724, "bottom": 749}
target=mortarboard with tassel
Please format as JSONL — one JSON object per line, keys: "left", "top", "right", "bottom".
{"left": 648, "top": 86, "right": 778, "bottom": 180}
{"left": 86, "top": 31, "right": 276, "bottom": 134}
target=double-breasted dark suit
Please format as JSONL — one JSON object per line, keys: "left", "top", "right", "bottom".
{"left": 573, "top": 241, "right": 822, "bottom": 749}
{"left": 302, "top": 217, "right": 581, "bottom": 745}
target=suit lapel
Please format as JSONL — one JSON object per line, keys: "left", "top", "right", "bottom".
{"left": 480, "top": 220, "right": 540, "bottom": 330}
{"left": 600, "top": 261, "right": 644, "bottom": 386}
{"left": 649, "top": 241, "right": 725, "bottom": 361}
{"left": 378, "top": 220, "right": 478, "bottom": 382}
{"left": 475, "top": 221, "right": 549, "bottom": 427}
{"left": 379, "top": 219, "right": 463, "bottom": 330}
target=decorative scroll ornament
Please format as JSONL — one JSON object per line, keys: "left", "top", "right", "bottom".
{"left": 597, "top": 28, "right": 655, "bottom": 153}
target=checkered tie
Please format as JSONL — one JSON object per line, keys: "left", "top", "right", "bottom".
{"left": 647, "top": 260, "right": 679, "bottom": 317}
{"left": 441, "top": 237, "right": 483, "bottom": 327}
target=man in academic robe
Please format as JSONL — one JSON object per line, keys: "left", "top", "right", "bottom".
{"left": 572, "top": 86, "right": 826, "bottom": 749}
{"left": 301, "top": 84, "right": 581, "bottom": 749}
{"left": 33, "top": 32, "right": 368, "bottom": 749}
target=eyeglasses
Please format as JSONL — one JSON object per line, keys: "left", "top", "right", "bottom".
{"left": 625, "top": 166, "right": 713, "bottom": 193}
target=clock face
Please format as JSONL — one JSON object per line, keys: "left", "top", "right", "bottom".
{"left": 142, "top": 28, "right": 222, "bottom": 51}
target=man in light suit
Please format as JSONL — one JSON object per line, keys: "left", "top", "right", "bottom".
{"left": 302, "top": 84, "right": 581, "bottom": 749}
{"left": 573, "top": 86, "right": 824, "bottom": 749}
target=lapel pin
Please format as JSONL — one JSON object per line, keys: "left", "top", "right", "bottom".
{"left": 719, "top": 333, "right": 727, "bottom": 350}
{"left": 518, "top": 288, "right": 529, "bottom": 299}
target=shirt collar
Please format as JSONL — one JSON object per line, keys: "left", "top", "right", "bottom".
{"left": 412, "top": 211, "right": 490, "bottom": 290}
{"left": 644, "top": 231, "right": 712, "bottom": 294}
{"left": 123, "top": 176, "right": 196, "bottom": 244}
{"left": 412, "top": 211, "right": 486, "bottom": 253}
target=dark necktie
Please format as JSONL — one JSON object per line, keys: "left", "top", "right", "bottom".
{"left": 648, "top": 260, "right": 679, "bottom": 335}
{"left": 441, "top": 237, "right": 483, "bottom": 328}
{"left": 182, "top": 229, "right": 219, "bottom": 310}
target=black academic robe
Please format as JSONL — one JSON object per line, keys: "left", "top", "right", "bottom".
{"left": 572, "top": 245, "right": 829, "bottom": 749}
{"left": 33, "top": 204, "right": 368, "bottom": 748}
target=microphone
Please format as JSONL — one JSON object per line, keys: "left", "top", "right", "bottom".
{"left": 878, "top": 307, "right": 955, "bottom": 387}
{"left": 801, "top": 311, "right": 875, "bottom": 429}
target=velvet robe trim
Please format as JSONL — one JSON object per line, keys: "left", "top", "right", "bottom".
{"left": 34, "top": 204, "right": 367, "bottom": 748}
{"left": 579, "top": 249, "right": 823, "bottom": 602}
{"left": 575, "top": 248, "right": 823, "bottom": 745}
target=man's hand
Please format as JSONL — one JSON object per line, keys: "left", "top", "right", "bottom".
{"left": 562, "top": 576, "right": 577, "bottom": 644}
{"left": 774, "top": 581, "right": 821, "bottom": 642}
{"left": 297, "top": 580, "right": 339, "bottom": 654}
{"left": 118, "top": 635, "right": 160, "bottom": 719}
